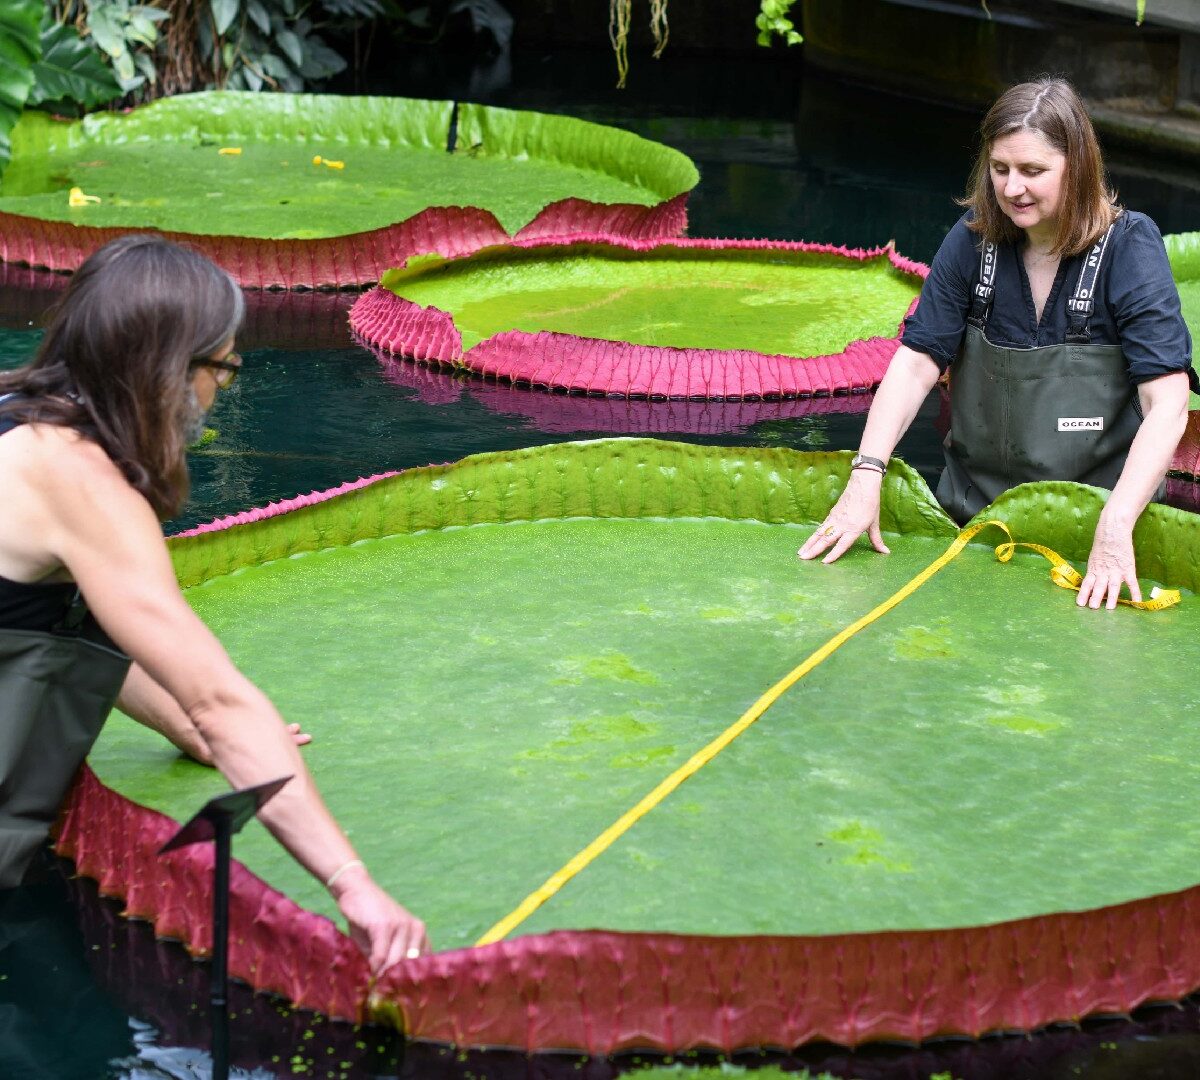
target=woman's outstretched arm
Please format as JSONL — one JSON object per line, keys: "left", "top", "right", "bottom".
{"left": 1076, "top": 370, "right": 1190, "bottom": 609}
{"left": 41, "top": 430, "right": 428, "bottom": 973}
{"left": 118, "top": 663, "right": 311, "bottom": 766}
{"left": 798, "top": 345, "right": 942, "bottom": 564}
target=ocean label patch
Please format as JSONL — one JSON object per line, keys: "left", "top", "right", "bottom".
{"left": 1058, "top": 417, "right": 1103, "bottom": 432}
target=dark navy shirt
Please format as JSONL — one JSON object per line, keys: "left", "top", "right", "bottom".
{"left": 901, "top": 210, "right": 1196, "bottom": 390}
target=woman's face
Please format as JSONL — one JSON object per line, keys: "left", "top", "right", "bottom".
{"left": 988, "top": 128, "right": 1067, "bottom": 241}
{"left": 190, "top": 336, "right": 240, "bottom": 411}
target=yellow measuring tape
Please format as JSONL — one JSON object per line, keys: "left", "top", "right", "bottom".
{"left": 474, "top": 519, "right": 1179, "bottom": 946}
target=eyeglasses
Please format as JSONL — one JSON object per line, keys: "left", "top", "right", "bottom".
{"left": 191, "top": 352, "right": 242, "bottom": 389}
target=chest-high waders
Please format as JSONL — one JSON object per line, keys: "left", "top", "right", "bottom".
{"left": 0, "top": 589, "right": 130, "bottom": 888}
{"left": 935, "top": 224, "right": 1143, "bottom": 525}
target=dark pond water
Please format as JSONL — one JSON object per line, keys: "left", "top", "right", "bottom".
{"left": 3, "top": 43, "right": 1200, "bottom": 1080}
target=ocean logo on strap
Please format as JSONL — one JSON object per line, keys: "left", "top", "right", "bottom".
{"left": 1058, "top": 417, "right": 1103, "bottom": 431}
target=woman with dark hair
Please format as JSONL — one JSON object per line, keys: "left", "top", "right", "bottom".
{"left": 799, "top": 78, "right": 1194, "bottom": 610}
{"left": 0, "top": 234, "right": 428, "bottom": 970}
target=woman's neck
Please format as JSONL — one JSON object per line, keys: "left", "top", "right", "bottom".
{"left": 1023, "top": 223, "right": 1057, "bottom": 257}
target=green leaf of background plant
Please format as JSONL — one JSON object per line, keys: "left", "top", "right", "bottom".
{"left": 0, "top": 0, "right": 41, "bottom": 173}
{"left": 299, "top": 36, "right": 346, "bottom": 79}
{"left": 85, "top": 5, "right": 128, "bottom": 60}
{"left": 275, "top": 27, "right": 303, "bottom": 68}
{"left": 28, "top": 23, "right": 123, "bottom": 110}
{"left": 210, "top": 0, "right": 241, "bottom": 37}
{"left": 246, "top": 0, "right": 272, "bottom": 34}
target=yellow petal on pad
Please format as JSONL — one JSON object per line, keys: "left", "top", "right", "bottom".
{"left": 312, "top": 155, "right": 344, "bottom": 169}
{"left": 68, "top": 187, "right": 101, "bottom": 207}
{"left": 218, "top": 147, "right": 242, "bottom": 155}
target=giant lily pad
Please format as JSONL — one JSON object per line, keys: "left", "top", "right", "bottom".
{"left": 58, "top": 439, "right": 1200, "bottom": 1054}
{"left": 1165, "top": 231, "right": 1200, "bottom": 482}
{"left": 0, "top": 93, "right": 697, "bottom": 288}
{"left": 351, "top": 237, "right": 927, "bottom": 398}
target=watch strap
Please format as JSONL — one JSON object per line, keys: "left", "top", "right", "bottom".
{"left": 851, "top": 453, "right": 888, "bottom": 474}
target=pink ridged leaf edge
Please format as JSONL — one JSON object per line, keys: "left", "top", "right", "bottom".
{"left": 0, "top": 193, "right": 689, "bottom": 291}
{"left": 349, "top": 235, "right": 930, "bottom": 399}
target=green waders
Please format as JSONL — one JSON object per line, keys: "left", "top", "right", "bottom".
{"left": 936, "top": 224, "right": 1142, "bottom": 525}
{"left": 0, "top": 596, "right": 129, "bottom": 888}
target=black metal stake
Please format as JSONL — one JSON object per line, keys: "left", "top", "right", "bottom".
{"left": 160, "top": 777, "right": 292, "bottom": 1080}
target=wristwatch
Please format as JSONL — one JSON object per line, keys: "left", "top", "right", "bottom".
{"left": 851, "top": 453, "right": 888, "bottom": 475}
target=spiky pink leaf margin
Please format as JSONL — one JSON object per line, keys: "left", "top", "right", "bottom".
{"left": 350, "top": 236, "right": 929, "bottom": 399}
{"left": 54, "top": 761, "right": 1200, "bottom": 1052}
{"left": 174, "top": 472, "right": 401, "bottom": 538}
{"left": 0, "top": 194, "right": 688, "bottom": 291}
{"left": 55, "top": 765, "right": 369, "bottom": 1021}
{"left": 375, "top": 348, "right": 875, "bottom": 433}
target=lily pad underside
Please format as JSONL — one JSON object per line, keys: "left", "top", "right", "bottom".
{"left": 350, "top": 237, "right": 927, "bottom": 399}
{"left": 0, "top": 93, "right": 697, "bottom": 289}
{"left": 375, "top": 346, "right": 876, "bottom": 434}
{"left": 57, "top": 439, "right": 1200, "bottom": 1054}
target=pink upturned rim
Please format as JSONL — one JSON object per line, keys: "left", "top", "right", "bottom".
{"left": 53, "top": 459, "right": 1200, "bottom": 1054}
{"left": 55, "top": 759, "right": 1200, "bottom": 1053}
{"left": 349, "top": 235, "right": 928, "bottom": 400}
{"left": 0, "top": 194, "right": 689, "bottom": 291}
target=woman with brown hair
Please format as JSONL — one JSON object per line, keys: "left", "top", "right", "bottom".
{"left": 799, "top": 77, "right": 1194, "bottom": 610}
{"left": 0, "top": 234, "right": 428, "bottom": 970}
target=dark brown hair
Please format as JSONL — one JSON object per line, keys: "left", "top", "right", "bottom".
{"left": 960, "top": 78, "right": 1120, "bottom": 256}
{"left": 0, "top": 235, "right": 243, "bottom": 519}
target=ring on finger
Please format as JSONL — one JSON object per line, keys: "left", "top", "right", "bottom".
{"left": 406, "top": 946, "right": 421, "bottom": 959}
{"left": 822, "top": 525, "right": 837, "bottom": 537}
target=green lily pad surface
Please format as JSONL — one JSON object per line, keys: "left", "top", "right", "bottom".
{"left": 0, "top": 93, "right": 697, "bottom": 238}
{"left": 383, "top": 245, "right": 921, "bottom": 355}
{"left": 87, "top": 441, "right": 1200, "bottom": 953}
{"left": 1166, "top": 231, "right": 1200, "bottom": 405}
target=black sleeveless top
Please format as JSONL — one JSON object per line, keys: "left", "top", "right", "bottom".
{"left": 0, "top": 396, "right": 116, "bottom": 644}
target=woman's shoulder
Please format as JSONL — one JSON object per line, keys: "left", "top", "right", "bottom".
{"left": 1102, "top": 209, "right": 1177, "bottom": 284}
{"left": 6, "top": 422, "right": 120, "bottom": 487}
{"left": 1109, "top": 208, "right": 1167, "bottom": 247}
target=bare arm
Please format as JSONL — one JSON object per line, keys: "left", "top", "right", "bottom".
{"left": 1076, "top": 370, "right": 1190, "bottom": 609}
{"left": 117, "top": 663, "right": 212, "bottom": 762}
{"left": 798, "top": 345, "right": 942, "bottom": 563}
{"left": 42, "top": 437, "right": 427, "bottom": 970}
{"left": 118, "top": 663, "right": 311, "bottom": 766}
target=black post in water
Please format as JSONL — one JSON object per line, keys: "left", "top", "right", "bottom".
{"left": 160, "top": 777, "right": 292, "bottom": 1080}
{"left": 210, "top": 816, "right": 232, "bottom": 1077}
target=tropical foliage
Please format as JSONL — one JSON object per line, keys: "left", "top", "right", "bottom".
{"left": 608, "top": 0, "right": 802, "bottom": 87}
{"left": 0, "top": 0, "right": 384, "bottom": 174}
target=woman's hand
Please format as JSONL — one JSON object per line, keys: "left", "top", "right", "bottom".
{"left": 329, "top": 864, "right": 431, "bottom": 975}
{"left": 797, "top": 469, "right": 891, "bottom": 564}
{"left": 1077, "top": 513, "right": 1140, "bottom": 610}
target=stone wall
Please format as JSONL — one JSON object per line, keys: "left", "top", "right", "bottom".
{"left": 801, "top": 0, "right": 1180, "bottom": 111}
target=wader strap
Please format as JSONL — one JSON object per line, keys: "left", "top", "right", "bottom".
{"left": 1066, "top": 224, "right": 1115, "bottom": 344}
{"left": 968, "top": 241, "right": 998, "bottom": 328}
{"left": 50, "top": 589, "right": 89, "bottom": 638}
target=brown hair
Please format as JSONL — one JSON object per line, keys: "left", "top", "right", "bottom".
{"left": 0, "top": 235, "right": 243, "bottom": 519}
{"left": 960, "top": 78, "right": 1120, "bottom": 256}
